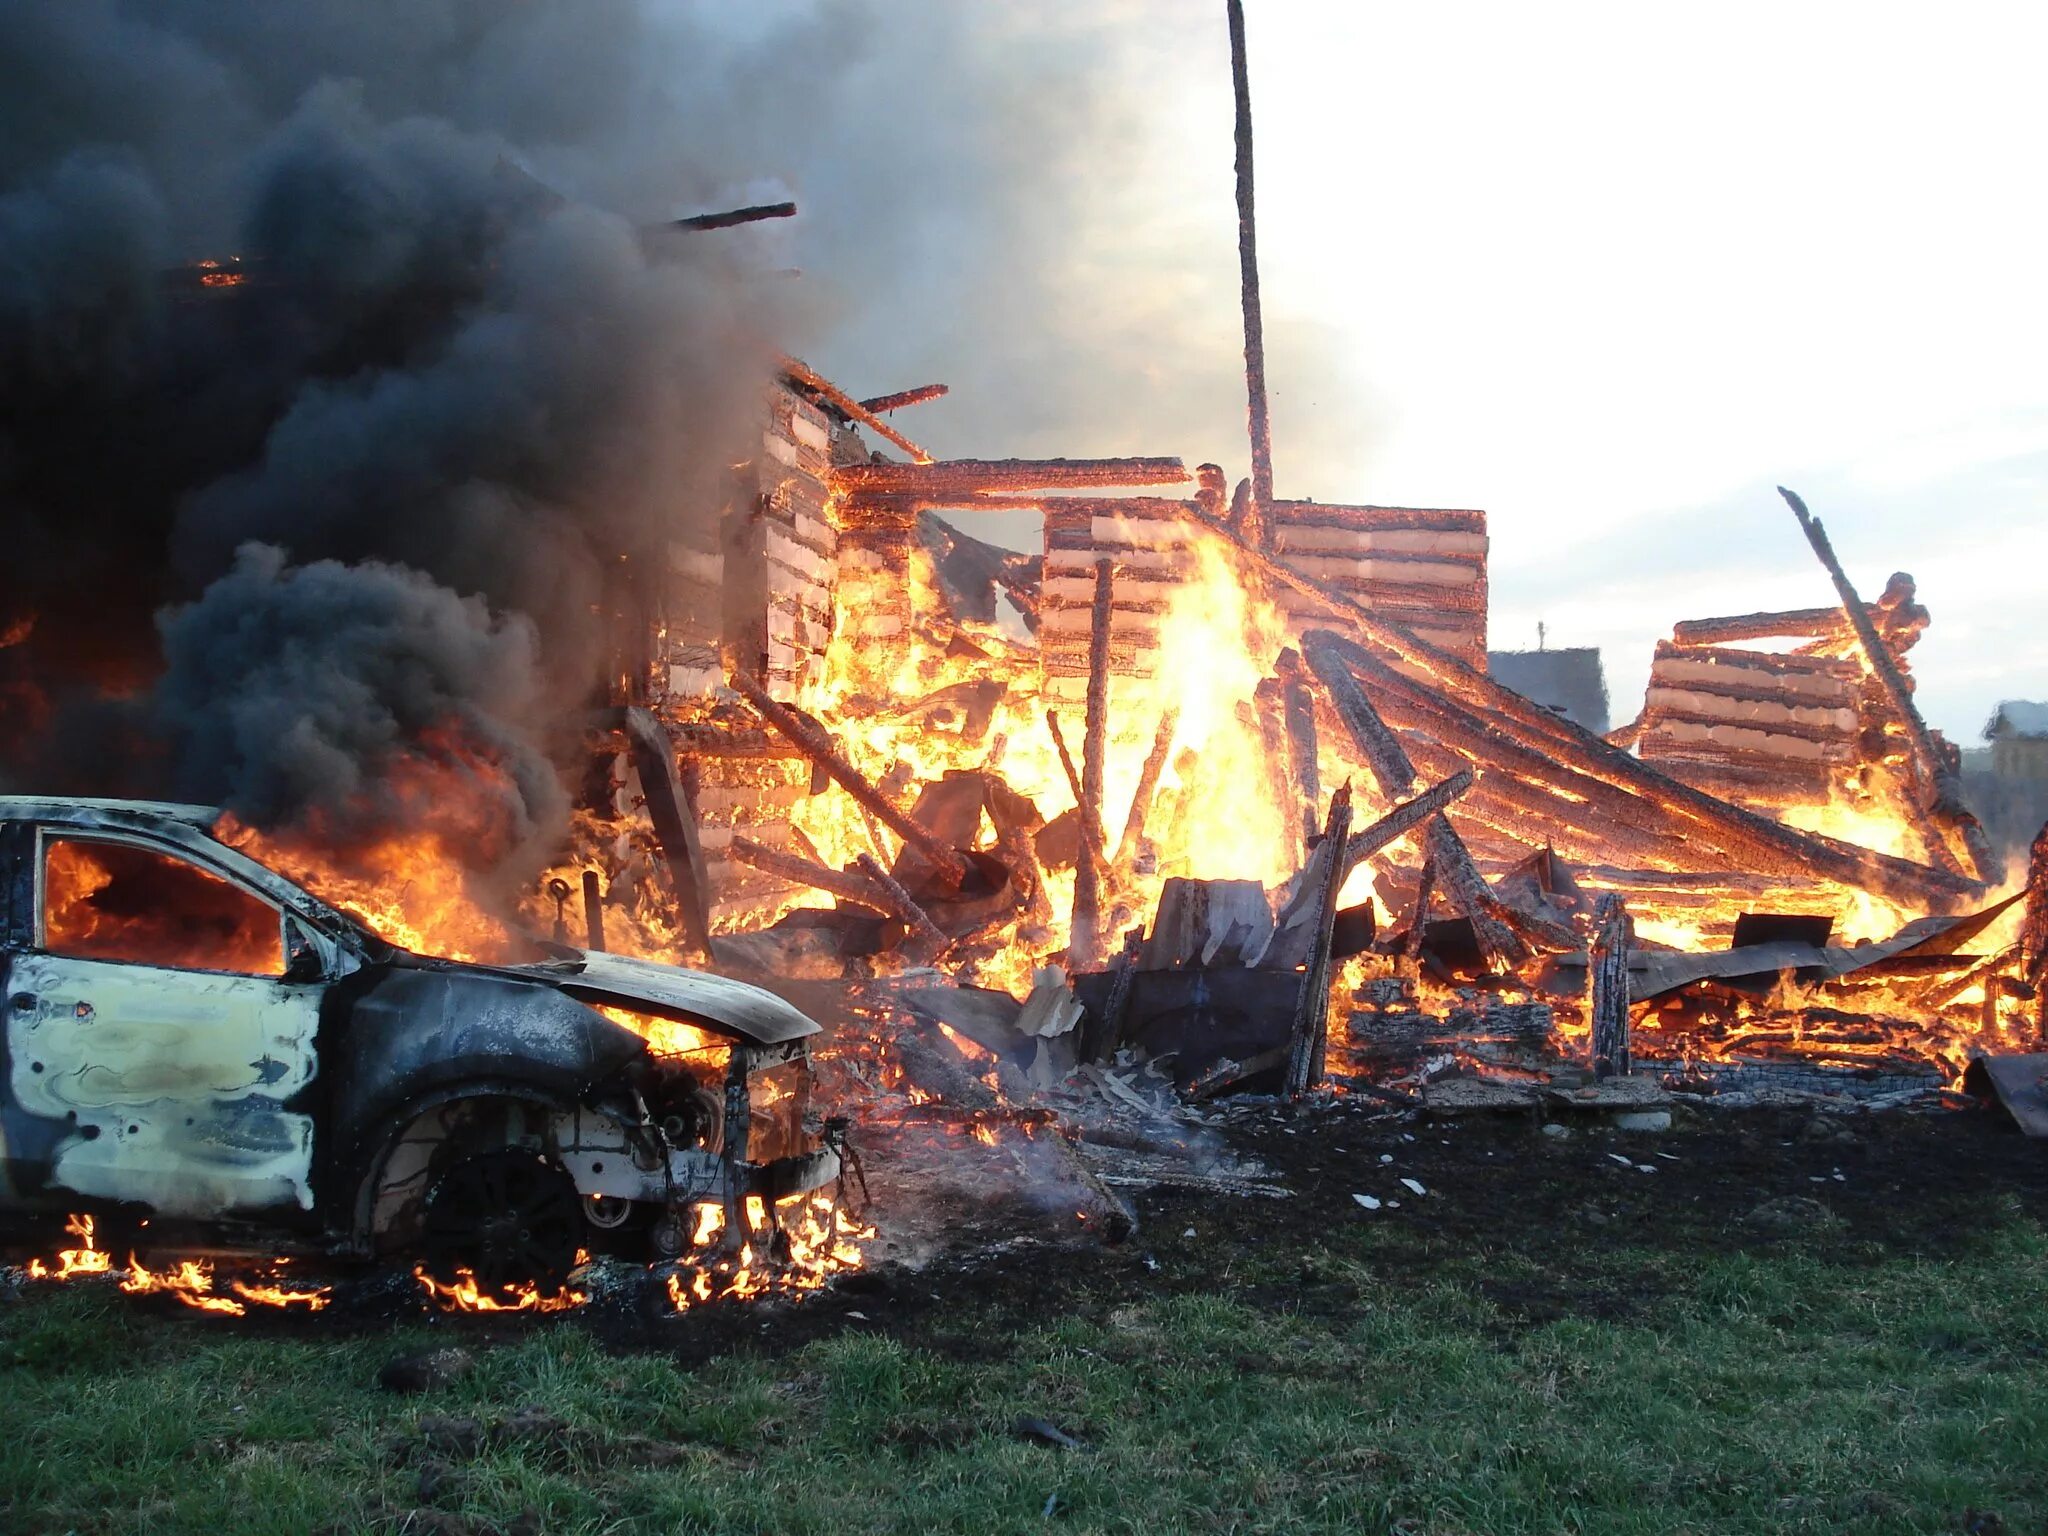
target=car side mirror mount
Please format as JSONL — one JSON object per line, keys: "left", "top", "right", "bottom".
{"left": 283, "top": 919, "right": 326, "bottom": 984}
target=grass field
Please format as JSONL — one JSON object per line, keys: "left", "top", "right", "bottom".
{"left": 4, "top": 1176, "right": 2045, "bottom": 1535}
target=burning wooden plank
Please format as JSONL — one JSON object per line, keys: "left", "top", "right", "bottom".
{"left": 727, "top": 667, "right": 969, "bottom": 889}
{"left": 1282, "top": 784, "right": 1353, "bottom": 1095}
{"left": 1340, "top": 769, "right": 1475, "bottom": 881}
{"left": 780, "top": 356, "right": 932, "bottom": 464}
{"left": 857, "top": 383, "right": 949, "bottom": 413}
{"left": 1115, "top": 706, "right": 1179, "bottom": 871}
{"left": 833, "top": 457, "right": 1190, "bottom": 498}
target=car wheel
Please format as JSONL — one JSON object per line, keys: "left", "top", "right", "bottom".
{"left": 418, "top": 1146, "right": 583, "bottom": 1297}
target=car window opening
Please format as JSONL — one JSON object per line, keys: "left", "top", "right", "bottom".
{"left": 42, "top": 837, "right": 285, "bottom": 977}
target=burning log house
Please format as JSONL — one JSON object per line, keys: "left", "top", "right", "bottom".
{"left": 493, "top": 348, "right": 2040, "bottom": 1138}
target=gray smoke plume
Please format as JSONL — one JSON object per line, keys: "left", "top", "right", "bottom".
{"left": 0, "top": 0, "right": 1283, "bottom": 893}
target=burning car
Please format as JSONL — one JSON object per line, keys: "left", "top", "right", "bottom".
{"left": 0, "top": 796, "right": 843, "bottom": 1298}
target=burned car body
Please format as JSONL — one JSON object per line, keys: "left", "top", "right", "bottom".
{"left": 0, "top": 797, "right": 841, "bottom": 1291}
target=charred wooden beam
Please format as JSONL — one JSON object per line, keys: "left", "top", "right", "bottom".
{"left": 1227, "top": 0, "right": 1275, "bottom": 516}
{"left": 857, "top": 383, "right": 949, "bottom": 413}
{"left": 1181, "top": 504, "right": 1968, "bottom": 903}
{"left": 1672, "top": 606, "right": 1849, "bottom": 646}
{"left": 672, "top": 201, "right": 796, "bottom": 231}
{"left": 1780, "top": 486, "right": 1989, "bottom": 882}
{"left": 832, "top": 456, "right": 1190, "bottom": 497}
{"left": 1342, "top": 769, "right": 1474, "bottom": 880}
{"left": 1300, "top": 633, "right": 1526, "bottom": 967}
{"left": 779, "top": 355, "right": 931, "bottom": 464}
{"left": 620, "top": 706, "right": 713, "bottom": 959}
{"left": 728, "top": 835, "right": 888, "bottom": 909}
{"left": 1589, "top": 894, "right": 1634, "bottom": 1079}
{"left": 728, "top": 667, "right": 967, "bottom": 887}
{"left": 1115, "top": 706, "right": 1180, "bottom": 870}
{"left": 1284, "top": 784, "right": 1354, "bottom": 1095}
{"left": 856, "top": 853, "right": 950, "bottom": 962}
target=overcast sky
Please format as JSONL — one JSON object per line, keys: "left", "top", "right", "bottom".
{"left": 766, "top": 1, "right": 2048, "bottom": 742}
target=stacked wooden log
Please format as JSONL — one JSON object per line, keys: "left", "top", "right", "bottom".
{"left": 1266, "top": 502, "right": 1489, "bottom": 669}
{"left": 1637, "top": 640, "right": 1861, "bottom": 807}
{"left": 1637, "top": 575, "right": 1928, "bottom": 805}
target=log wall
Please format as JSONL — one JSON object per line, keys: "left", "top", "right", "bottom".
{"left": 1266, "top": 502, "right": 1489, "bottom": 668}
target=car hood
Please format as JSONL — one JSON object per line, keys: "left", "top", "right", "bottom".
{"left": 433, "top": 949, "right": 823, "bottom": 1047}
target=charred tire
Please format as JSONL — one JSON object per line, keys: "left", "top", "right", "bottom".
{"left": 418, "top": 1147, "right": 583, "bottom": 1297}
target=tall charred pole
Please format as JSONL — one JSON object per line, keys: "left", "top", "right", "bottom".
{"left": 1227, "top": 0, "right": 1275, "bottom": 518}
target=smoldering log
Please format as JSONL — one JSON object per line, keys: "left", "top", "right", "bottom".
{"left": 620, "top": 706, "right": 713, "bottom": 959}
{"left": 1115, "top": 706, "right": 1179, "bottom": 869}
{"left": 855, "top": 853, "right": 951, "bottom": 961}
{"left": 1780, "top": 486, "right": 1989, "bottom": 881}
{"left": 1589, "top": 894, "right": 1633, "bottom": 1079}
{"left": 1342, "top": 769, "right": 1475, "bottom": 880}
{"left": 729, "top": 667, "right": 968, "bottom": 888}
{"left": 1284, "top": 784, "right": 1353, "bottom": 1095}
{"left": 857, "top": 383, "right": 949, "bottom": 413}
{"left": 729, "top": 835, "right": 889, "bottom": 909}
{"left": 1300, "top": 633, "right": 1527, "bottom": 967}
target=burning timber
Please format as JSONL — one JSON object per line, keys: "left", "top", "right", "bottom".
{"left": 447, "top": 349, "right": 2039, "bottom": 1136}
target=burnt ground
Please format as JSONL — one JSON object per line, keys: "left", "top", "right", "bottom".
{"left": 49, "top": 1095, "right": 2038, "bottom": 1365}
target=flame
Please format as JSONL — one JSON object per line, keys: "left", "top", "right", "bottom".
{"left": 665, "top": 1191, "right": 874, "bottom": 1312}
{"left": 412, "top": 1264, "right": 588, "bottom": 1314}
{"left": 21, "top": 1214, "right": 331, "bottom": 1313}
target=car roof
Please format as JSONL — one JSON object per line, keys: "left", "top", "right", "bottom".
{"left": 0, "top": 796, "right": 222, "bottom": 828}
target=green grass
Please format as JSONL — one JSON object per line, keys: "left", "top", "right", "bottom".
{"left": 5, "top": 1216, "right": 2047, "bottom": 1535}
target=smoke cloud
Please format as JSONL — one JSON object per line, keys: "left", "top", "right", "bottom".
{"left": 0, "top": 0, "right": 1275, "bottom": 894}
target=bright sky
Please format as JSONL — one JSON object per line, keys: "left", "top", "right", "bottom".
{"left": 795, "top": 2, "right": 2048, "bottom": 742}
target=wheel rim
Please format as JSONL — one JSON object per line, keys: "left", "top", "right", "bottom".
{"left": 420, "top": 1148, "right": 583, "bottom": 1297}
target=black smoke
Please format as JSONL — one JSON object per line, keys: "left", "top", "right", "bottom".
{"left": 0, "top": 0, "right": 808, "bottom": 881}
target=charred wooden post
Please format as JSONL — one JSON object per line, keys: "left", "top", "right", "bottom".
{"left": 1226, "top": 0, "right": 1275, "bottom": 516}
{"left": 1086, "top": 927, "right": 1145, "bottom": 1062}
{"left": 1116, "top": 706, "right": 1180, "bottom": 869}
{"left": 1300, "top": 632, "right": 1527, "bottom": 966}
{"left": 1779, "top": 486, "right": 1990, "bottom": 881}
{"left": 620, "top": 706, "right": 713, "bottom": 959}
{"left": 2024, "top": 822, "right": 2048, "bottom": 1039}
{"left": 1070, "top": 560, "right": 1117, "bottom": 967}
{"left": 581, "top": 869, "right": 607, "bottom": 952}
{"left": 1589, "top": 894, "right": 1634, "bottom": 1079}
{"left": 729, "top": 667, "right": 968, "bottom": 888}
{"left": 1285, "top": 784, "right": 1355, "bottom": 1095}
{"left": 729, "top": 835, "right": 889, "bottom": 909}
{"left": 1402, "top": 856, "right": 1439, "bottom": 961}
{"left": 1342, "top": 769, "right": 1475, "bottom": 881}
{"left": 1278, "top": 648, "right": 1321, "bottom": 849}
{"left": 856, "top": 853, "right": 951, "bottom": 962}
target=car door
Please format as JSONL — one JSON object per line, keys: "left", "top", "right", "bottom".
{"left": 6, "top": 828, "right": 323, "bottom": 1219}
